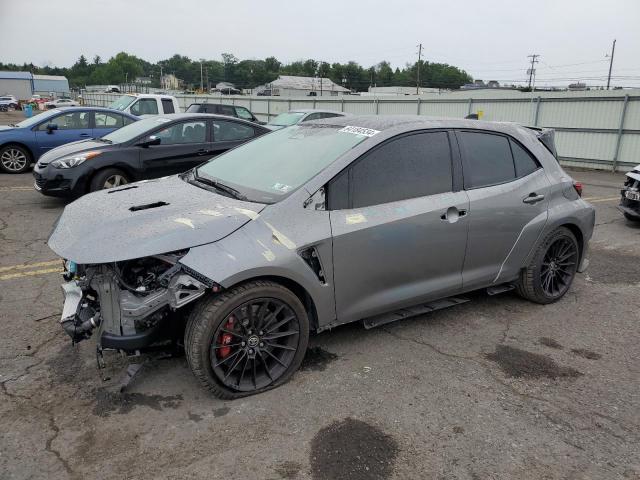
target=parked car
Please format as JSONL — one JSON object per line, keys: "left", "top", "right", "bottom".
{"left": 618, "top": 164, "right": 640, "bottom": 221}
{"left": 0, "top": 107, "right": 138, "bottom": 174}
{"left": 186, "top": 103, "right": 263, "bottom": 124}
{"left": 49, "top": 116, "right": 594, "bottom": 399}
{"left": 0, "top": 95, "right": 19, "bottom": 110}
{"left": 109, "top": 94, "right": 180, "bottom": 117}
{"left": 45, "top": 98, "right": 79, "bottom": 109}
{"left": 34, "top": 113, "right": 270, "bottom": 196}
{"left": 266, "top": 109, "right": 345, "bottom": 130}
{"left": 104, "top": 86, "right": 121, "bottom": 93}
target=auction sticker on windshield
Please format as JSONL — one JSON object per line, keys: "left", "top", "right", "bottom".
{"left": 339, "top": 126, "right": 380, "bottom": 137}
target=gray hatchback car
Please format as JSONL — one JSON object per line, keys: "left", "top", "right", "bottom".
{"left": 49, "top": 116, "right": 595, "bottom": 398}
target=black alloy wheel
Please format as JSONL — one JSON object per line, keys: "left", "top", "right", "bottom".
{"left": 540, "top": 237, "right": 578, "bottom": 298}
{"left": 211, "top": 298, "right": 301, "bottom": 392}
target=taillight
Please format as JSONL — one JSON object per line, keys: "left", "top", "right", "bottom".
{"left": 573, "top": 181, "right": 583, "bottom": 197}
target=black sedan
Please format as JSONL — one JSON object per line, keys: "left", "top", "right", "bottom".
{"left": 33, "top": 113, "right": 270, "bottom": 197}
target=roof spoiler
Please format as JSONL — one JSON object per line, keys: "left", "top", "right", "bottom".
{"left": 525, "top": 126, "right": 557, "bottom": 159}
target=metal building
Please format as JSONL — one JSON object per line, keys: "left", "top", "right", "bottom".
{"left": 0, "top": 71, "right": 33, "bottom": 100}
{"left": 32, "top": 74, "right": 70, "bottom": 95}
{"left": 268, "top": 75, "right": 350, "bottom": 97}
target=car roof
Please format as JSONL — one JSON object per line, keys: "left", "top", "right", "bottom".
{"left": 139, "top": 112, "right": 266, "bottom": 125}
{"left": 287, "top": 109, "right": 345, "bottom": 115}
{"left": 308, "top": 114, "right": 530, "bottom": 135}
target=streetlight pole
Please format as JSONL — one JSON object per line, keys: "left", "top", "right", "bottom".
{"left": 606, "top": 39, "right": 616, "bottom": 90}
{"left": 416, "top": 43, "right": 422, "bottom": 94}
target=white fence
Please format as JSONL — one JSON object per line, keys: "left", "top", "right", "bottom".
{"left": 81, "top": 91, "right": 640, "bottom": 171}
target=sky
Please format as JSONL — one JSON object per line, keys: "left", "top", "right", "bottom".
{"left": 1, "top": 0, "right": 640, "bottom": 88}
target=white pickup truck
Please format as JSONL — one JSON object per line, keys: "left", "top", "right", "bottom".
{"left": 109, "top": 94, "right": 181, "bottom": 117}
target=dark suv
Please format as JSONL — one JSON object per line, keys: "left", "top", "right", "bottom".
{"left": 186, "top": 103, "right": 263, "bottom": 124}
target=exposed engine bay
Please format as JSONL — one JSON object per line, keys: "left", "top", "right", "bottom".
{"left": 59, "top": 251, "right": 216, "bottom": 351}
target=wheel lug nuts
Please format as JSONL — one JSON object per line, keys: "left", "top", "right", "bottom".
{"left": 259, "top": 331, "right": 263, "bottom": 335}
{"left": 241, "top": 341, "right": 246, "bottom": 346}
{"left": 259, "top": 342, "right": 264, "bottom": 347}
{"left": 249, "top": 348, "right": 254, "bottom": 354}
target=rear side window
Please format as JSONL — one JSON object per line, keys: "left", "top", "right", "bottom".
{"left": 329, "top": 132, "right": 453, "bottom": 209}
{"left": 186, "top": 104, "right": 202, "bottom": 113}
{"left": 235, "top": 107, "right": 254, "bottom": 120}
{"left": 161, "top": 98, "right": 175, "bottom": 114}
{"left": 510, "top": 140, "right": 539, "bottom": 177}
{"left": 458, "top": 132, "right": 515, "bottom": 188}
{"left": 218, "top": 105, "right": 235, "bottom": 116}
{"left": 212, "top": 120, "right": 254, "bottom": 141}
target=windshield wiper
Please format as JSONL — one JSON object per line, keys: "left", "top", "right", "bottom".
{"left": 192, "top": 170, "right": 247, "bottom": 200}
{"left": 93, "top": 137, "right": 112, "bottom": 143}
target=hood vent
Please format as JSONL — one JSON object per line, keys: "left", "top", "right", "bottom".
{"left": 129, "top": 201, "right": 169, "bottom": 212}
{"left": 109, "top": 185, "right": 139, "bottom": 194}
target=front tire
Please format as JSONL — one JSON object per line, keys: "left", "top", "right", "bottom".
{"left": 516, "top": 227, "right": 579, "bottom": 304}
{"left": 624, "top": 212, "right": 640, "bottom": 222}
{"left": 89, "top": 168, "right": 129, "bottom": 192}
{"left": 0, "top": 144, "right": 31, "bottom": 173}
{"left": 185, "top": 280, "right": 309, "bottom": 399}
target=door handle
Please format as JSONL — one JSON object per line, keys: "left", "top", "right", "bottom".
{"left": 523, "top": 193, "right": 545, "bottom": 204}
{"left": 79, "top": 133, "right": 90, "bottom": 137}
{"left": 440, "top": 207, "right": 467, "bottom": 223}
{"left": 196, "top": 149, "right": 210, "bottom": 156}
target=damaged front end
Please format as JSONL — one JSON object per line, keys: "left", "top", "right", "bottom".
{"left": 59, "top": 251, "right": 217, "bottom": 352}
{"left": 619, "top": 166, "right": 640, "bottom": 220}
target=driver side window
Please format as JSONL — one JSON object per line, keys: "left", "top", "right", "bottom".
{"left": 131, "top": 99, "right": 159, "bottom": 116}
{"left": 37, "top": 112, "right": 90, "bottom": 130}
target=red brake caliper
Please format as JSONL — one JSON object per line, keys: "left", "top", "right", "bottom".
{"left": 217, "top": 317, "right": 235, "bottom": 359}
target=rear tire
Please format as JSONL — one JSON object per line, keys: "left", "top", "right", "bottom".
{"left": 516, "top": 227, "right": 579, "bottom": 304}
{"left": 89, "top": 168, "right": 129, "bottom": 192}
{"left": 185, "top": 280, "right": 309, "bottom": 399}
{"left": 0, "top": 144, "right": 31, "bottom": 174}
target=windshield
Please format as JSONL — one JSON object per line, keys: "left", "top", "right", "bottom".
{"left": 13, "top": 109, "right": 61, "bottom": 128}
{"left": 268, "top": 112, "right": 306, "bottom": 127}
{"left": 109, "top": 95, "right": 136, "bottom": 111}
{"left": 195, "top": 125, "right": 368, "bottom": 203}
{"left": 102, "top": 116, "right": 168, "bottom": 143}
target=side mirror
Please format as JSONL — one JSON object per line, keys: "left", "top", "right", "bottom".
{"left": 137, "top": 135, "right": 161, "bottom": 148}
{"left": 46, "top": 124, "right": 58, "bottom": 134}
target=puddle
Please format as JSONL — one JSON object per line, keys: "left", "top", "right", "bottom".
{"left": 539, "top": 337, "right": 564, "bottom": 350}
{"left": 93, "top": 388, "right": 183, "bottom": 417}
{"left": 274, "top": 461, "right": 302, "bottom": 479}
{"left": 587, "top": 249, "right": 640, "bottom": 284}
{"left": 571, "top": 348, "right": 602, "bottom": 360}
{"left": 300, "top": 347, "right": 338, "bottom": 372}
{"left": 213, "top": 406, "right": 230, "bottom": 417}
{"left": 310, "top": 418, "right": 398, "bottom": 480}
{"left": 485, "top": 345, "right": 582, "bottom": 380}
{"left": 188, "top": 412, "right": 203, "bottom": 422}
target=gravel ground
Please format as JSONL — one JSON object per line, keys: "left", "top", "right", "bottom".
{"left": 0, "top": 142, "right": 638, "bottom": 479}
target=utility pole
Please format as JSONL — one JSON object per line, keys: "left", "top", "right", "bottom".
{"left": 416, "top": 43, "right": 423, "bottom": 94}
{"left": 527, "top": 54, "right": 539, "bottom": 90}
{"left": 159, "top": 66, "right": 163, "bottom": 89}
{"left": 606, "top": 39, "right": 616, "bottom": 90}
{"left": 200, "top": 61, "right": 204, "bottom": 92}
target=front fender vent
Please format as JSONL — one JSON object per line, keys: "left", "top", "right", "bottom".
{"left": 299, "top": 247, "right": 326, "bottom": 284}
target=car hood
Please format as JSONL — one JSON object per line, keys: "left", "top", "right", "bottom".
{"left": 38, "top": 139, "right": 113, "bottom": 163}
{"left": 0, "top": 125, "right": 16, "bottom": 131}
{"left": 627, "top": 165, "right": 640, "bottom": 182}
{"left": 48, "top": 175, "right": 267, "bottom": 264}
